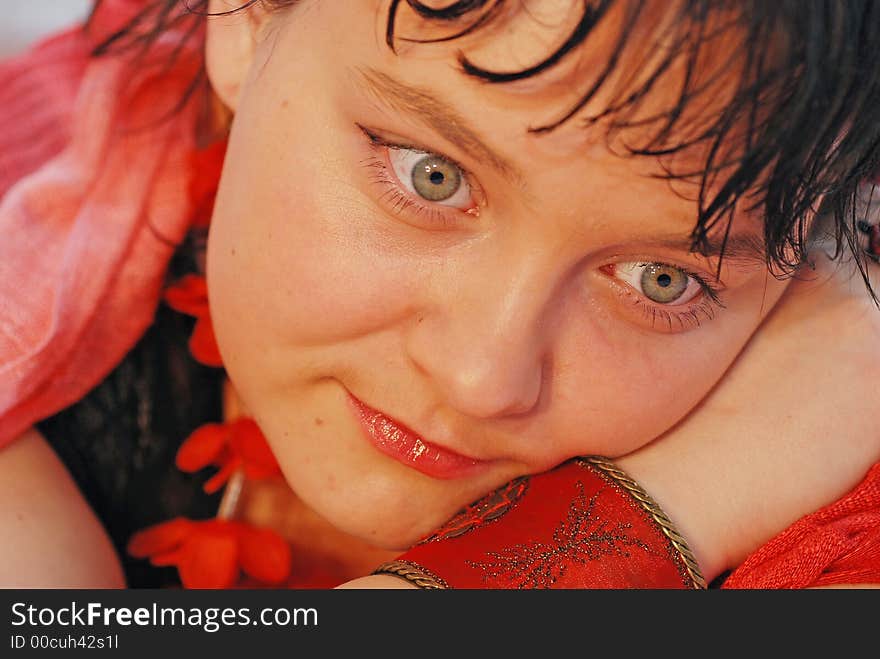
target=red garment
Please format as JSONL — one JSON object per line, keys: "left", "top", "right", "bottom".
{"left": 378, "top": 458, "right": 704, "bottom": 588}
{"left": 380, "top": 459, "right": 880, "bottom": 589}
{"left": 0, "top": 2, "right": 878, "bottom": 589}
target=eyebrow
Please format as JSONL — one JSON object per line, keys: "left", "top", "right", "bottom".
{"left": 357, "top": 67, "right": 523, "bottom": 183}
{"left": 651, "top": 231, "right": 768, "bottom": 267}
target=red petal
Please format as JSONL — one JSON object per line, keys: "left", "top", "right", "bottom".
{"left": 150, "top": 548, "right": 186, "bottom": 567}
{"left": 176, "top": 423, "right": 229, "bottom": 472}
{"left": 202, "top": 458, "right": 241, "bottom": 494}
{"left": 231, "top": 418, "right": 281, "bottom": 477}
{"left": 164, "top": 274, "right": 209, "bottom": 317}
{"left": 177, "top": 522, "right": 240, "bottom": 589}
{"left": 189, "top": 316, "right": 224, "bottom": 367}
{"left": 237, "top": 524, "right": 292, "bottom": 585}
{"left": 188, "top": 142, "right": 227, "bottom": 229}
{"left": 190, "top": 203, "right": 214, "bottom": 231}
{"left": 127, "top": 518, "right": 193, "bottom": 558}
{"left": 242, "top": 461, "right": 282, "bottom": 481}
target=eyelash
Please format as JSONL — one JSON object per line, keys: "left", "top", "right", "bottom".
{"left": 357, "top": 125, "right": 478, "bottom": 229}
{"left": 606, "top": 262, "right": 726, "bottom": 332}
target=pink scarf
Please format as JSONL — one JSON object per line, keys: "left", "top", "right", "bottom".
{"left": 0, "top": 0, "right": 207, "bottom": 446}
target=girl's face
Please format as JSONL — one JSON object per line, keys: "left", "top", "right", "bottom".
{"left": 206, "top": 0, "right": 789, "bottom": 549}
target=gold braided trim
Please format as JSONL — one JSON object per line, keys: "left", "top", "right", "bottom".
{"left": 372, "top": 560, "right": 450, "bottom": 590}
{"left": 579, "top": 456, "right": 707, "bottom": 590}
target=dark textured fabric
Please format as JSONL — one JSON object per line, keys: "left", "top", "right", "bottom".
{"left": 36, "top": 235, "right": 223, "bottom": 588}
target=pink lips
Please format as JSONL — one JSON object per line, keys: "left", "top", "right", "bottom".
{"left": 348, "top": 393, "right": 487, "bottom": 479}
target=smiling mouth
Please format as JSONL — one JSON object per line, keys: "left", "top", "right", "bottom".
{"left": 346, "top": 392, "right": 490, "bottom": 480}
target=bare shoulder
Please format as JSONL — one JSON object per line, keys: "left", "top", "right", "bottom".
{"left": 0, "top": 428, "right": 125, "bottom": 588}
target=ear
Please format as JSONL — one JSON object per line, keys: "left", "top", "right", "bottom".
{"left": 205, "top": 0, "right": 272, "bottom": 111}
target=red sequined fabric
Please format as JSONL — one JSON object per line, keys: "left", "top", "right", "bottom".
{"left": 380, "top": 459, "right": 701, "bottom": 589}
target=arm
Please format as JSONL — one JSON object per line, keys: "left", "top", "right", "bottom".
{"left": 0, "top": 428, "right": 125, "bottom": 588}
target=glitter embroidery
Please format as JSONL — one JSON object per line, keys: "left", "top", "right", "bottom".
{"left": 464, "top": 480, "right": 653, "bottom": 588}
{"left": 419, "top": 477, "right": 530, "bottom": 544}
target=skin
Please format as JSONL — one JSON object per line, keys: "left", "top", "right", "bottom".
{"left": 204, "top": 0, "right": 796, "bottom": 555}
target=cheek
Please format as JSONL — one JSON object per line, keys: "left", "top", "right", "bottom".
{"left": 544, "top": 313, "right": 750, "bottom": 460}
{"left": 544, "top": 270, "right": 792, "bottom": 460}
{"left": 206, "top": 107, "right": 419, "bottom": 364}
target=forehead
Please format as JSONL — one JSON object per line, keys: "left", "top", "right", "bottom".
{"left": 266, "top": 1, "right": 768, "bottom": 250}
{"left": 384, "top": 2, "right": 744, "bottom": 110}
{"left": 379, "top": 1, "right": 773, "bottom": 228}
{"left": 368, "top": 8, "right": 742, "bottom": 160}
{"left": 369, "top": 2, "right": 754, "bottom": 183}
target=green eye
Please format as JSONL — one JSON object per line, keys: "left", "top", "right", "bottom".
{"left": 639, "top": 263, "right": 689, "bottom": 303}
{"left": 411, "top": 155, "right": 462, "bottom": 202}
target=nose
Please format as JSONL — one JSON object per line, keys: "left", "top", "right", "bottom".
{"left": 404, "top": 259, "right": 552, "bottom": 420}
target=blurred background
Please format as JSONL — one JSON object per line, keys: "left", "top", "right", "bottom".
{"left": 1, "top": 1, "right": 92, "bottom": 57}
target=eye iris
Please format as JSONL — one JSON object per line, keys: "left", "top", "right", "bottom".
{"left": 411, "top": 155, "right": 462, "bottom": 202}
{"left": 640, "top": 264, "right": 689, "bottom": 303}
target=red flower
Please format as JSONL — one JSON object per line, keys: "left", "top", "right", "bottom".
{"left": 127, "top": 518, "right": 292, "bottom": 589}
{"left": 176, "top": 418, "right": 281, "bottom": 493}
{"left": 188, "top": 141, "right": 227, "bottom": 229}
{"left": 164, "top": 274, "right": 223, "bottom": 367}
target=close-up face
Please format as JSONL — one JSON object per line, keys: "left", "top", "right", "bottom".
{"left": 205, "top": 0, "right": 791, "bottom": 549}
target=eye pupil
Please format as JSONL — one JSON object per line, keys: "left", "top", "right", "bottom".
{"left": 657, "top": 273, "right": 672, "bottom": 288}
{"left": 411, "top": 154, "right": 462, "bottom": 202}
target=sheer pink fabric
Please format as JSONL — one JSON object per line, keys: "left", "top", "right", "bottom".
{"left": 0, "top": 0, "right": 204, "bottom": 446}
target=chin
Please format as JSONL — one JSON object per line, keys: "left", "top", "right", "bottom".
{"left": 324, "top": 494, "right": 449, "bottom": 551}
{"left": 290, "top": 466, "right": 468, "bottom": 552}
